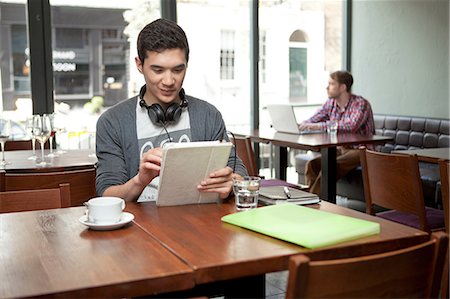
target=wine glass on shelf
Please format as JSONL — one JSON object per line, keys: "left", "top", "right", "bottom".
{"left": 0, "top": 117, "right": 11, "bottom": 168}
{"left": 44, "top": 113, "right": 56, "bottom": 157}
{"left": 25, "top": 116, "right": 38, "bottom": 160}
{"left": 33, "top": 115, "right": 52, "bottom": 166}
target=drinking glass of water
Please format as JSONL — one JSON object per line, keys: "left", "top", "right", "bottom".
{"left": 233, "top": 176, "right": 261, "bottom": 211}
{"left": 326, "top": 120, "right": 338, "bottom": 134}
{"left": 0, "top": 117, "right": 11, "bottom": 168}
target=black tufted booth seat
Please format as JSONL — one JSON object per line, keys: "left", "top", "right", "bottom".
{"left": 295, "top": 114, "right": 449, "bottom": 211}
{"left": 375, "top": 115, "right": 449, "bottom": 152}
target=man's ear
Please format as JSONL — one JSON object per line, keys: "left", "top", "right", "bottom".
{"left": 135, "top": 56, "right": 143, "bottom": 74}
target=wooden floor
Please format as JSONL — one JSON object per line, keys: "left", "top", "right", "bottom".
{"left": 266, "top": 271, "right": 288, "bottom": 299}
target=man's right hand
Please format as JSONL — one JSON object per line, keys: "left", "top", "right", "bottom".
{"left": 103, "top": 147, "right": 164, "bottom": 202}
{"left": 299, "top": 122, "right": 322, "bottom": 131}
{"left": 136, "top": 147, "right": 163, "bottom": 188}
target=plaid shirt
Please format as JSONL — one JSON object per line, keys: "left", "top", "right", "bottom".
{"left": 307, "top": 94, "right": 375, "bottom": 136}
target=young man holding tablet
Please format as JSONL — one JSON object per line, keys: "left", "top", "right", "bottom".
{"left": 95, "top": 19, "right": 247, "bottom": 202}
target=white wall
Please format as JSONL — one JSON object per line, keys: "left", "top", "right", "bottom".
{"left": 351, "top": 0, "right": 449, "bottom": 119}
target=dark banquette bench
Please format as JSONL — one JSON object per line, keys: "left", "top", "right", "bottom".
{"left": 295, "top": 114, "right": 450, "bottom": 211}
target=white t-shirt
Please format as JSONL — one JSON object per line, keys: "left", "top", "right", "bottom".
{"left": 135, "top": 102, "right": 191, "bottom": 202}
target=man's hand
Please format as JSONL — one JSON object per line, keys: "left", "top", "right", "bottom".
{"left": 197, "top": 166, "right": 240, "bottom": 199}
{"left": 103, "top": 147, "right": 163, "bottom": 202}
{"left": 299, "top": 122, "right": 321, "bottom": 131}
{"left": 136, "top": 147, "right": 163, "bottom": 188}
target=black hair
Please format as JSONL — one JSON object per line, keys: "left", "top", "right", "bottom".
{"left": 137, "top": 18, "right": 190, "bottom": 63}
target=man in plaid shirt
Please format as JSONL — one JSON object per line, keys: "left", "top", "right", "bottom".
{"left": 299, "top": 70, "right": 374, "bottom": 196}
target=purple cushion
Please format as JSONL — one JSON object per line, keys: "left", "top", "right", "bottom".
{"left": 377, "top": 207, "right": 445, "bottom": 230}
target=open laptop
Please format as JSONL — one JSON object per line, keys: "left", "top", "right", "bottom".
{"left": 267, "top": 104, "right": 322, "bottom": 134}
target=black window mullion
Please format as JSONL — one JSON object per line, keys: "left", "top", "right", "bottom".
{"left": 161, "top": 0, "right": 177, "bottom": 22}
{"left": 251, "top": 0, "right": 260, "bottom": 168}
{"left": 27, "top": 0, "right": 53, "bottom": 114}
{"left": 343, "top": 0, "right": 352, "bottom": 71}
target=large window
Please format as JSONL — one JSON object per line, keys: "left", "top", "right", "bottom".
{"left": 258, "top": 1, "right": 343, "bottom": 178}
{"left": 1, "top": 0, "right": 343, "bottom": 153}
{"left": 259, "top": 0, "right": 343, "bottom": 130}
{"left": 178, "top": 0, "right": 252, "bottom": 133}
{"left": 0, "top": 0, "right": 160, "bottom": 145}
{"left": 177, "top": 0, "right": 343, "bottom": 134}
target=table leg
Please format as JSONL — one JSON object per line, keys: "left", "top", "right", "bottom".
{"left": 320, "top": 147, "right": 337, "bottom": 203}
{"left": 274, "top": 146, "right": 288, "bottom": 181}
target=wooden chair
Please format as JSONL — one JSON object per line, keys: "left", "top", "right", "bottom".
{"left": 439, "top": 159, "right": 449, "bottom": 233}
{"left": 5, "top": 139, "right": 49, "bottom": 151}
{"left": 438, "top": 159, "right": 449, "bottom": 299}
{"left": 286, "top": 231, "right": 448, "bottom": 299}
{"left": 360, "top": 148, "right": 445, "bottom": 232}
{"left": 0, "top": 183, "right": 71, "bottom": 213}
{"left": 1, "top": 168, "right": 96, "bottom": 206}
{"left": 230, "top": 135, "right": 259, "bottom": 177}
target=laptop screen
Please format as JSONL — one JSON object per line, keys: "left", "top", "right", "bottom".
{"left": 267, "top": 104, "right": 321, "bottom": 134}
{"left": 294, "top": 105, "right": 321, "bottom": 123}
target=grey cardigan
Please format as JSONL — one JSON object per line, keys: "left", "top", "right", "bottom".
{"left": 95, "top": 94, "right": 247, "bottom": 196}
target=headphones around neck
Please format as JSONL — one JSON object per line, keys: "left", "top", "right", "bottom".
{"left": 138, "top": 85, "right": 188, "bottom": 126}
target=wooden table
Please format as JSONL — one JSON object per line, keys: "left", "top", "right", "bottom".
{"left": 1, "top": 149, "right": 97, "bottom": 171}
{"left": 0, "top": 150, "right": 97, "bottom": 206}
{"left": 126, "top": 200, "right": 428, "bottom": 297}
{"left": 237, "top": 129, "right": 392, "bottom": 203}
{"left": 1, "top": 201, "right": 428, "bottom": 298}
{"left": 393, "top": 147, "right": 450, "bottom": 163}
{"left": 0, "top": 207, "right": 194, "bottom": 298}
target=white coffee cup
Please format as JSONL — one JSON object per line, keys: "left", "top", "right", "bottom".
{"left": 85, "top": 197, "right": 125, "bottom": 224}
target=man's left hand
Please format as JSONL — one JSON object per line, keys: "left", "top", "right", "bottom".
{"left": 197, "top": 166, "right": 242, "bottom": 199}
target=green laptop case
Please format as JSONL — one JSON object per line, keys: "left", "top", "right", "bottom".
{"left": 221, "top": 204, "right": 380, "bottom": 249}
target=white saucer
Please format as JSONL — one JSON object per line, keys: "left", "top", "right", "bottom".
{"left": 79, "top": 212, "right": 134, "bottom": 231}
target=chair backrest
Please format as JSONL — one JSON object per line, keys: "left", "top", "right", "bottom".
{"left": 0, "top": 183, "right": 71, "bottom": 213}
{"left": 438, "top": 159, "right": 449, "bottom": 233}
{"left": 5, "top": 139, "right": 49, "bottom": 151}
{"left": 359, "top": 148, "right": 429, "bottom": 231}
{"left": 5, "top": 140, "right": 32, "bottom": 151}
{"left": 1, "top": 168, "right": 96, "bottom": 206}
{"left": 230, "top": 135, "right": 258, "bottom": 176}
{"left": 286, "top": 231, "right": 448, "bottom": 299}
